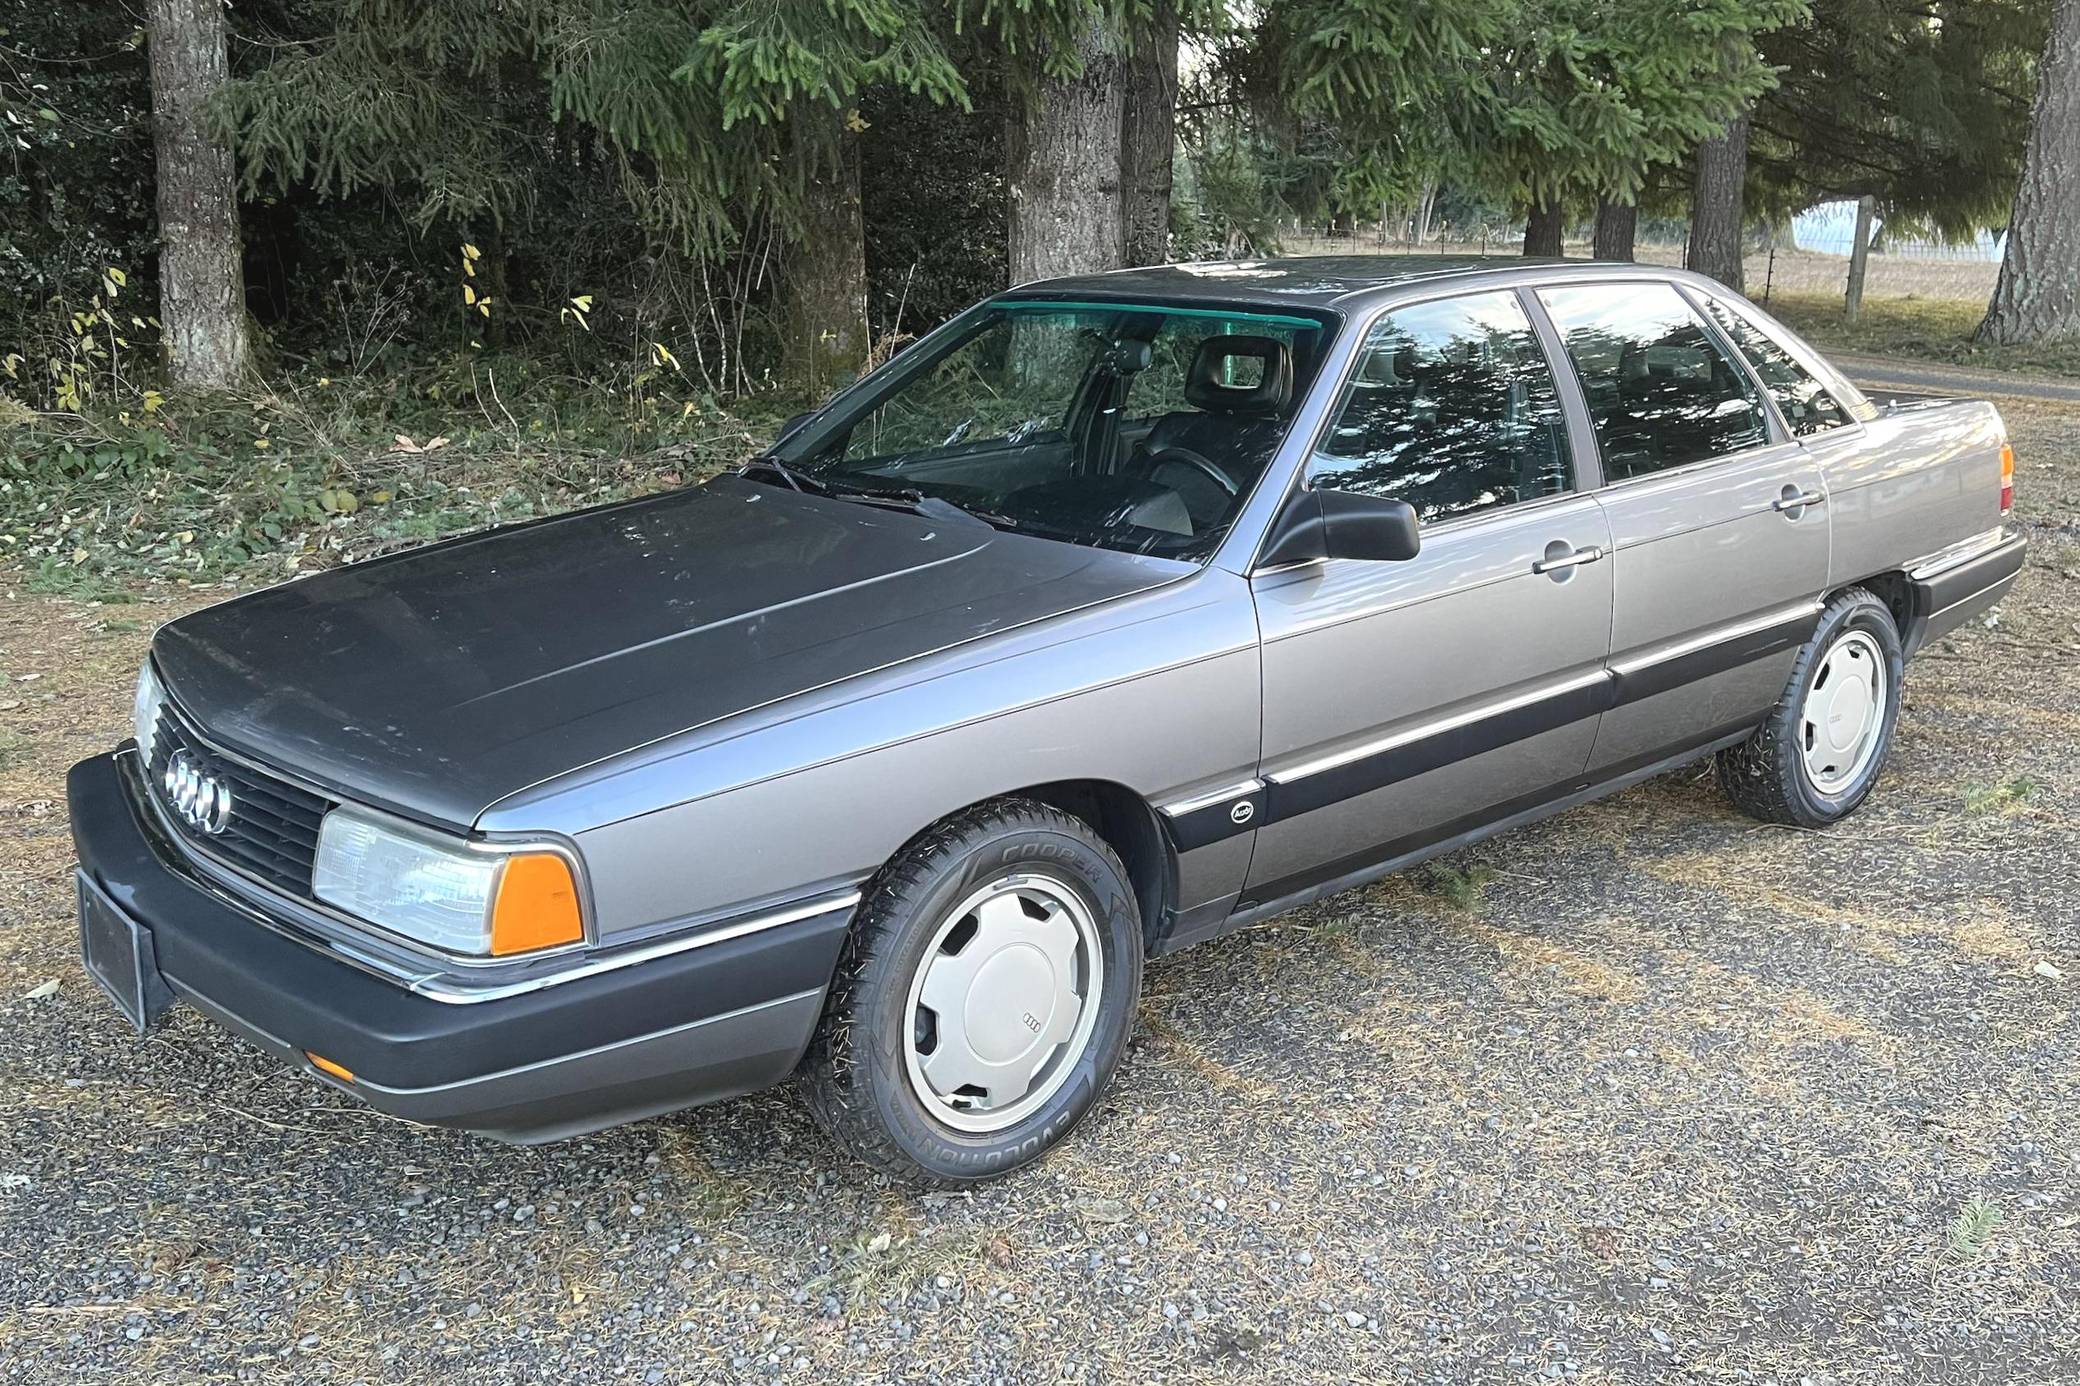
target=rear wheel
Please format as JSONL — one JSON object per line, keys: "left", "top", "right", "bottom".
{"left": 802, "top": 799, "right": 1142, "bottom": 1183}
{"left": 1719, "top": 587, "right": 1904, "bottom": 827}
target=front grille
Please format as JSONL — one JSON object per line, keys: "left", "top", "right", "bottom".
{"left": 144, "top": 703, "right": 332, "bottom": 896}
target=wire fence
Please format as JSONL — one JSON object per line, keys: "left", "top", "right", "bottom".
{"left": 1279, "top": 225, "right": 2001, "bottom": 305}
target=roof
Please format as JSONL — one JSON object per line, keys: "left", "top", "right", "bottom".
{"left": 1004, "top": 255, "right": 1614, "bottom": 310}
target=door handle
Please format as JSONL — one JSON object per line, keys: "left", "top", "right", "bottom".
{"left": 1531, "top": 545, "right": 1606, "bottom": 575}
{"left": 1773, "top": 488, "right": 1826, "bottom": 513}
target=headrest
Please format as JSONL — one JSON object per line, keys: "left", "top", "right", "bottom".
{"left": 1185, "top": 334, "right": 1293, "bottom": 415}
{"left": 1356, "top": 341, "right": 1416, "bottom": 387}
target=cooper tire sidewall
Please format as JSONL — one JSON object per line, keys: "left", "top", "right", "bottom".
{"left": 863, "top": 826, "right": 1141, "bottom": 1180}
{"left": 1792, "top": 600, "right": 1904, "bottom": 819}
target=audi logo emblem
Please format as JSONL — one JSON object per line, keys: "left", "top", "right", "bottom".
{"left": 162, "top": 750, "right": 233, "bottom": 835}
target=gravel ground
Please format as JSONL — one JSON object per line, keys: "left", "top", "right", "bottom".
{"left": 2, "top": 403, "right": 2077, "bottom": 1385}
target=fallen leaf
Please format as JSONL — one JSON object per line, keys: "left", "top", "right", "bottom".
{"left": 22, "top": 979, "right": 59, "bottom": 1000}
{"left": 1073, "top": 1197, "right": 1130, "bottom": 1225}
{"left": 2034, "top": 960, "right": 2064, "bottom": 981}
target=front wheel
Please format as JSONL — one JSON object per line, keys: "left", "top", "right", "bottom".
{"left": 1718, "top": 587, "right": 1905, "bottom": 827}
{"left": 801, "top": 799, "right": 1143, "bottom": 1183}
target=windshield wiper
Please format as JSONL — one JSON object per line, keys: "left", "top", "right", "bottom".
{"left": 742, "top": 457, "right": 1018, "bottom": 532}
{"left": 831, "top": 484, "right": 1020, "bottom": 533}
{"left": 739, "top": 455, "right": 829, "bottom": 494}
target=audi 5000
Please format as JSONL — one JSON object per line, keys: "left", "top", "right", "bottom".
{"left": 72, "top": 258, "right": 2024, "bottom": 1181}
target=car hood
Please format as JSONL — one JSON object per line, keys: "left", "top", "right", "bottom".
{"left": 151, "top": 477, "right": 1189, "bottom": 827}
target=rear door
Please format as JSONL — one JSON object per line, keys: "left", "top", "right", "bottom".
{"left": 1243, "top": 288, "right": 1614, "bottom": 903}
{"left": 1532, "top": 280, "right": 1830, "bottom": 774}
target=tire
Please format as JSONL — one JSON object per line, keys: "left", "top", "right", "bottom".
{"left": 801, "top": 798, "right": 1143, "bottom": 1184}
{"left": 1718, "top": 587, "right": 1905, "bottom": 828}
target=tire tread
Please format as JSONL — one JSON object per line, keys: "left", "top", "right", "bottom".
{"left": 800, "top": 797, "right": 1133, "bottom": 1183}
{"left": 1718, "top": 586, "right": 1900, "bottom": 827}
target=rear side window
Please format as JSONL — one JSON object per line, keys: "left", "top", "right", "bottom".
{"left": 1699, "top": 295, "right": 1853, "bottom": 437}
{"left": 1308, "top": 290, "right": 1574, "bottom": 523}
{"left": 1539, "top": 283, "right": 1769, "bottom": 480}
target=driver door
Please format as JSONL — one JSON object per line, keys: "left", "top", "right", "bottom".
{"left": 1243, "top": 289, "right": 1615, "bottom": 905}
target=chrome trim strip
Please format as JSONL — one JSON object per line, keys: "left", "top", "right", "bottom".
{"left": 1908, "top": 526, "right": 2010, "bottom": 581}
{"left": 1610, "top": 598, "right": 1824, "bottom": 677}
{"left": 1267, "top": 669, "right": 1612, "bottom": 786}
{"left": 1160, "top": 779, "right": 1266, "bottom": 819}
{"left": 406, "top": 892, "right": 863, "bottom": 1005}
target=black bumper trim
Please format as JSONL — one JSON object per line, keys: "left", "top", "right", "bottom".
{"left": 1907, "top": 528, "right": 2026, "bottom": 653}
{"left": 68, "top": 752, "right": 850, "bottom": 1138}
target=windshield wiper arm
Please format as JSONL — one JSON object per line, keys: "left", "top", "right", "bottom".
{"left": 831, "top": 485, "right": 1020, "bottom": 533}
{"left": 739, "top": 455, "right": 831, "bottom": 494}
{"left": 742, "top": 458, "right": 1017, "bottom": 532}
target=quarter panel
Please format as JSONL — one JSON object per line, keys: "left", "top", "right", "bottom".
{"left": 1821, "top": 400, "right": 2006, "bottom": 583}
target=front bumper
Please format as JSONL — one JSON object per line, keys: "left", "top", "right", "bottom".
{"left": 68, "top": 751, "right": 851, "bottom": 1143}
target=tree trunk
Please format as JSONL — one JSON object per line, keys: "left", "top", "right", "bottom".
{"left": 1008, "top": 20, "right": 1125, "bottom": 284}
{"left": 1686, "top": 110, "right": 1750, "bottom": 291}
{"left": 1592, "top": 199, "right": 1639, "bottom": 262}
{"left": 784, "top": 114, "right": 868, "bottom": 397}
{"left": 146, "top": 0, "right": 249, "bottom": 389}
{"left": 1980, "top": 0, "right": 2080, "bottom": 345}
{"left": 1844, "top": 195, "right": 1876, "bottom": 324}
{"left": 1414, "top": 182, "right": 1436, "bottom": 244}
{"left": 1119, "top": 0, "right": 1177, "bottom": 268}
{"left": 1522, "top": 199, "right": 1565, "bottom": 257}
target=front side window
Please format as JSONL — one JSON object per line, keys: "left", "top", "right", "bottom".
{"left": 1308, "top": 290, "right": 1574, "bottom": 523}
{"left": 1698, "top": 295, "right": 1853, "bottom": 437}
{"left": 790, "top": 301, "right": 1327, "bottom": 560}
{"left": 1539, "top": 282, "right": 1769, "bottom": 480}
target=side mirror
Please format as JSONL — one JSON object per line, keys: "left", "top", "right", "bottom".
{"left": 775, "top": 411, "right": 814, "bottom": 443}
{"left": 1257, "top": 488, "right": 1421, "bottom": 569}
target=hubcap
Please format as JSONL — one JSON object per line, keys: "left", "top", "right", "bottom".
{"left": 902, "top": 873, "right": 1103, "bottom": 1134}
{"left": 1799, "top": 629, "right": 1886, "bottom": 795}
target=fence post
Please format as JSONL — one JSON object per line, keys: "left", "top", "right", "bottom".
{"left": 1844, "top": 195, "right": 1876, "bottom": 324}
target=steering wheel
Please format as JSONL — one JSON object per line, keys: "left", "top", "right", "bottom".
{"left": 1142, "top": 445, "right": 1238, "bottom": 498}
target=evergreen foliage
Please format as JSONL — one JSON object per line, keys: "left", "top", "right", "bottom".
{"left": 1751, "top": 0, "right": 2049, "bottom": 238}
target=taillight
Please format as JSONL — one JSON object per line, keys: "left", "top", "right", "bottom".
{"left": 2000, "top": 443, "right": 2015, "bottom": 515}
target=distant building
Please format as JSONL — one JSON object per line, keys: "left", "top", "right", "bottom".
{"left": 1791, "top": 200, "right": 2004, "bottom": 261}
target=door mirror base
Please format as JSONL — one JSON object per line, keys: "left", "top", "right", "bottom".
{"left": 1258, "top": 488, "right": 1422, "bottom": 569}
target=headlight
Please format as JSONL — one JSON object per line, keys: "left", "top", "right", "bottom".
{"left": 132, "top": 658, "right": 166, "bottom": 760}
{"left": 312, "top": 807, "right": 583, "bottom": 957}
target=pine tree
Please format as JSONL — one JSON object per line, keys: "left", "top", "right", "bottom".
{"left": 147, "top": 0, "right": 249, "bottom": 388}
{"left": 1688, "top": 110, "right": 1752, "bottom": 287}
{"left": 1474, "top": 0, "right": 1802, "bottom": 265}
{"left": 1980, "top": 0, "right": 2080, "bottom": 344}
{"left": 216, "top": 0, "right": 966, "bottom": 384}
{"left": 1006, "top": 13, "right": 1127, "bottom": 281}
{"left": 1748, "top": 0, "right": 2050, "bottom": 242}
{"left": 1120, "top": 0, "right": 1179, "bottom": 267}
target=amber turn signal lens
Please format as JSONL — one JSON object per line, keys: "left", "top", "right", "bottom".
{"left": 2000, "top": 442, "right": 2015, "bottom": 514}
{"left": 306, "top": 1051, "right": 354, "bottom": 1082}
{"left": 489, "top": 852, "right": 583, "bottom": 956}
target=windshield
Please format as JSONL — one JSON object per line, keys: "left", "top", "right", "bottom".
{"left": 772, "top": 300, "right": 1330, "bottom": 560}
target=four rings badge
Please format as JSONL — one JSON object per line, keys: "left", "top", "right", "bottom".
{"left": 163, "top": 749, "right": 233, "bottom": 835}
